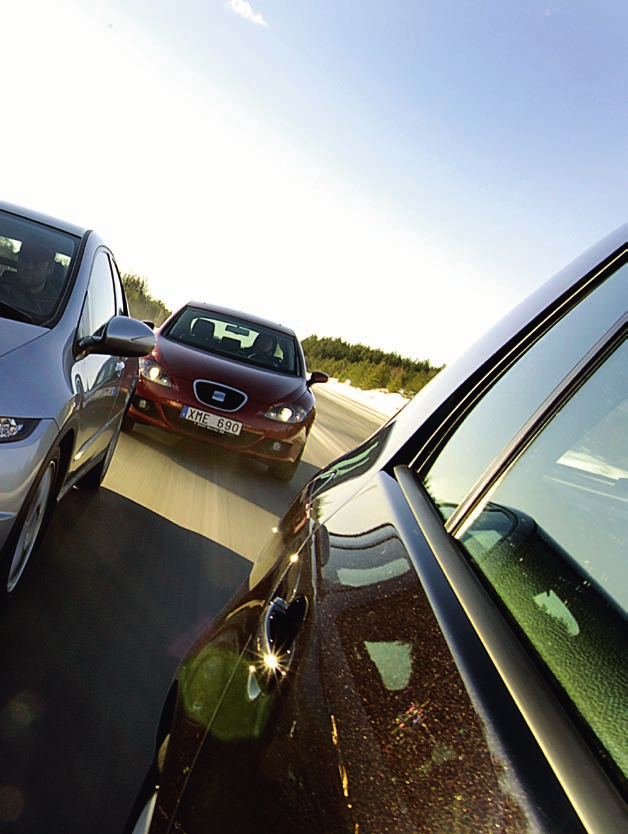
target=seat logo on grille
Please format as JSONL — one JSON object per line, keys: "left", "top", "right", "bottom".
{"left": 194, "top": 379, "right": 247, "bottom": 411}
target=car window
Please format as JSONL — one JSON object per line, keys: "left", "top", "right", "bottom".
{"left": 78, "top": 250, "right": 117, "bottom": 339}
{"left": 420, "top": 261, "right": 627, "bottom": 510}
{"left": 0, "top": 211, "right": 77, "bottom": 324}
{"left": 164, "top": 306, "right": 300, "bottom": 376}
{"left": 458, "top": 331, "right": 627, "bottom": 785}
{"left": 418, "top": 262, "right": 628, "bottom": 789}
{"left": 110, "top": 257, "right": 127, "bottom": 316}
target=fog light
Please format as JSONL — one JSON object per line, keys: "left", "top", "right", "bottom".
{"left": 271, "top": 441, "right": 284, "bottom": 453}
{"left": 138, "top": 399, "right": 149, "bottom": 411}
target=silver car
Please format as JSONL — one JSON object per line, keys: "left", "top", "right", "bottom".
{"left": 0, "top": 202, "right": 155, "bottom": 600}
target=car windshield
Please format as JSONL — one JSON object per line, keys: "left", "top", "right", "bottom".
{"left": 0, "top": 212, "right": 78, "bottom": 325}
{"left": 163, "top": 306, "right": 301, "bottom": 376}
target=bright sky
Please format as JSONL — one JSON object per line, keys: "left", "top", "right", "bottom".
{"left": 3, "top": 0, "right": 627, "bottom": 365}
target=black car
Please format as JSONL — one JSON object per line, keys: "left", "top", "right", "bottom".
{"left": 126, "top": 225, "right": 628, "bottom": 833}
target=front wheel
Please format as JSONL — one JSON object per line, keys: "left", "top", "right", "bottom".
{"left": 3, "top": 448, "right": 60, "bottom": 597}
{"left": 122, "top": 413, "right": 135, "bottom": 433}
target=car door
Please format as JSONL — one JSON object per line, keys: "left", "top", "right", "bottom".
{"left": 70, "top": 249, "right": 127, "bottom": 477}
{"left": 400, "top": 257, "right": 628, "bottom": 833}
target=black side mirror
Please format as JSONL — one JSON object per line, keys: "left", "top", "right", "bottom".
{"left": 307, "top": 370, "right": 329, "bottom": 387}
{"left": 78, "top": 315, "right": 156, "bottom": 357}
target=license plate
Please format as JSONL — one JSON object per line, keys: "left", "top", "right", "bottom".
{"left": 181, "top": 405, "right": 242, "bottom": 436}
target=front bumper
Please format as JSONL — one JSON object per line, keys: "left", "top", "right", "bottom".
{"left": 127, "top": 391, "right": 309, "bottom": 464}
{"left": 0, "top": 419, "right": 61, "bottom": 553}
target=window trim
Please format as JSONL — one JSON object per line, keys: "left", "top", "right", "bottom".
{"left": 446, "top": 313, "right": 628, "bottom": 539}
{"left": 395, "top": 465, "right": 628, "bottom": 834}
{"left": 411, "top": 249, "right": 628, "bottom": 481}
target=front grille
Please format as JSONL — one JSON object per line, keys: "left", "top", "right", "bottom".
{"left": 194, "top": 380, "right": 247, "bottom": 412}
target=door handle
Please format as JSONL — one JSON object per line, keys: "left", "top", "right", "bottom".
{"left": 257, "top": 595, "right": 307, "bottom": 685}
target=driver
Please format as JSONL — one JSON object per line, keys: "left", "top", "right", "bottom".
{"left": 0, "top": 238, "right": 57, "bottom": 314}
{"left": 250, "top": 333, "right": 280, "bottom": 365}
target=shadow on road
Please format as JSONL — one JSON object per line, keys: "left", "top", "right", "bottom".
{"left": 125, "top": 424, "right": 320, "bottom": 511}
{"left": 0, "top": 484, "right": 250, "bottom": 834}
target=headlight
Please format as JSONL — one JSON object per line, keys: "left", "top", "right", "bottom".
{"left": 0, "top": 417, "right": 39, "bottom": 442}
{"left": 140, "top": 358, "right": 172, "bottom": 388}
{"left": 264, "top": 404, "right": 308, "bottom": 424}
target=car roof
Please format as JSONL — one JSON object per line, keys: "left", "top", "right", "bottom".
{"left": 0, "top": 200, "right": 89, "bottom": 239}
{"left": 182, "top": 301, "right": 299, "bottom": 337}
{"left": 378, "top": 221, "right": 628, "bottom": 471}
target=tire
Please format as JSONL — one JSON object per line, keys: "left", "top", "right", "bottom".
{"left": 3, "top": 447, "right": 60, "bottom": 597}
{"left": 268, "top": 452, "right": 302, "bottom": 482}
{"left": 122, "top": 386, "right": 137, "bottom": 433}
{"left": 122, "top": 413, "right": 135, "bottom": 432}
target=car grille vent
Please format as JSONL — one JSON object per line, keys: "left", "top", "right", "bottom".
{"left": 194, "top": 380, "right": 247, "bottom": 412}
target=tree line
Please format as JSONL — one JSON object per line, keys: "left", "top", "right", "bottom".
{"left": 120, "top": 274, "right": 442, "bottom": 396}
{"left": 122, "top": 274, "right": 171, "bottom": 326}
{"left": 302, "top": 335, "right": 443, "bottom": 397}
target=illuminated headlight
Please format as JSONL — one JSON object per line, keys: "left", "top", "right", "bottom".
{"left": 140, "top": 358, "right": 172, "bottom": 388}
{"left": 264, "top": 404, "right": 307, "bottom": 424}
{"left": 0, "top": 417, "right": 38, "bottom": 442}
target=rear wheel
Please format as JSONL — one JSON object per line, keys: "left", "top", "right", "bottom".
{"left": 3, "top": 448, "right": 59, "bottom": 597}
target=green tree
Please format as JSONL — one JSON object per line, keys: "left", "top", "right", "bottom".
{"left": 302, "top": 334, "right": 442, "bottom": 396}
{"left": 122, "top": 273, "right": 171, "bottom": 326}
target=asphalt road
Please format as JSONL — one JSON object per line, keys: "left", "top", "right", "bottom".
{"left": 0, "top": 388, "right": 386, "bottom": 833}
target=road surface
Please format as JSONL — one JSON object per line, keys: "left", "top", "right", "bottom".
{"left": 0, "top": 387, "right": 387, "bottom": 833}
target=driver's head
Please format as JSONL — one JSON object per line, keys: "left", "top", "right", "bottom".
{"left": 255, "top": 334, "right": 275, "bottom": 354}
{"left": 17, "top": 239, "right": 55, "bottom": 293}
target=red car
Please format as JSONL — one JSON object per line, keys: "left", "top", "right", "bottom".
{"left": 124, "top": 303, "right": 327, "bottom": 480}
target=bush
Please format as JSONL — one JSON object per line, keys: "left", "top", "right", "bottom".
{"left": 302, "top": 335, "right": 442, "bottom": 396}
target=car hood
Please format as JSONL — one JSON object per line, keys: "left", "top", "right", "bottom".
{"left": 0, "top": 319, "right": 48, "bottom": 358}
{"left": 155, "top": 337, "right": 308, "bottom": 403}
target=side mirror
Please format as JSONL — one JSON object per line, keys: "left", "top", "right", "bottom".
{"left": 78, "top": 315, "right": 156, "bottom": 357}
{"left": 307, "top": 370, "right": 329, "bottom": 387}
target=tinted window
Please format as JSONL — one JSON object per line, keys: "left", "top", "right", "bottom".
{"left": 0, "top": 211, "right": 78, "bottom": 323}
{"left": 458, "top": 332, "right": 627, "bottom": 784}
{"left": 78, "top": 250, "right": 117, "bottom": 339}
{"left": 420, "top": 261, "right": 628, "bottom": 788}
{"left": 164, "top": 306, "right": 300, "bottom": 376}
{"left": 421, "top": 262, "right": 627, "bottom": 510}
{"left": 110, "top": 257, "right": 127, "bottom": 316}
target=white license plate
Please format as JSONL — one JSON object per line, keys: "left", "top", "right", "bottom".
{"left": 181, "top": 405, "right": 242, "bottom": 436}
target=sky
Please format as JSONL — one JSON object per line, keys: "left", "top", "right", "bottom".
{"left": 3, "top": 0, "right": 627, "bottom": 365}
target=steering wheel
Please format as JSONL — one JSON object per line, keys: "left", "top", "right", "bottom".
{"left": 250, "top": 352, "right": 280, "bottom": 367}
